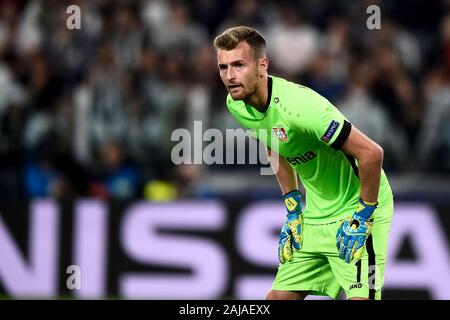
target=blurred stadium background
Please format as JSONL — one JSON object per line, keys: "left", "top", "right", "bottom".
{"left": 0, "top": 0, "right": 449, "bottom": 300}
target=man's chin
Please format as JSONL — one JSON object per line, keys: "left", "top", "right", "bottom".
{"left": 229, "top": 92, "right": 246, "bottom": 100}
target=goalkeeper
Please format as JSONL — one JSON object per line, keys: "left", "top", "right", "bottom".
{"left": 214, "top": 26, "right": 393, "bottom": 300}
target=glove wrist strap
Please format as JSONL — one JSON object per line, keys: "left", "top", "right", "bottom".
{"left": 356, "top": 198, "right": 377, "bottom": 220}
{"left": 283, "top": 190, "right": 302, "bottom": 215}
{"left": 361, "top": 199, "right": 378, "bottom": 207}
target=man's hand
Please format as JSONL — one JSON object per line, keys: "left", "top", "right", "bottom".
{"left": 336, "top": 199, "right": 377, "bottom": 263}
{"left": 278, "top": 190, "right": 304, "bottom": 264}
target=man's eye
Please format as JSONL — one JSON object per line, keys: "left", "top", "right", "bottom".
{"left": 236, "top": 63, "right": 243, "bottom": 68}
{"left": 219, "top": 66, "right": 227, "bottom": 70}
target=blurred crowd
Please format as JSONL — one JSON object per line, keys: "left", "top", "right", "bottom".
{"left": 0, "top": 0, "right": 449, "bottom": 200}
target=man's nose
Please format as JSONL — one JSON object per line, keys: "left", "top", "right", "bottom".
{"left": 227, "top": 67, "right": 235, "bottom": 81}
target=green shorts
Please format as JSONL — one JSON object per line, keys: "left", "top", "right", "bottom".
{"left": 272, "top": 199, "right": 394, "bottom": 300}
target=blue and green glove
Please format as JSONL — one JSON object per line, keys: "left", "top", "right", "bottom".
{"left": 336, "top": 199, "right": 377, "bottom": 263}
{"left": 278, "top": 190, "right": 304, "bottom": 264}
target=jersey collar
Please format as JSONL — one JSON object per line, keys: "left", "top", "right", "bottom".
{"left": 264, "top": 76, "right": 273, "bottom": 111}
{"left": 244, "top": 75, "right": 274, "bottom": 120}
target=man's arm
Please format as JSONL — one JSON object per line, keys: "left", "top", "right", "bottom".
{"left": 340, "top": 126, "right": 383, "bottom": 204}
{"left": 267, "top": 147, "right": 298, "bottom": 195}
{"left": 336, "top": 125, "right": 383, "bottom": 263}
{"left": 267, "top": 147, "right": 304, "bottom": 263}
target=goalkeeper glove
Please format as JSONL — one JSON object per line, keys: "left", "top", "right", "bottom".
{"left": 336, "top": 199, "right": 377, "bottom": 263}
{"left": 278, "top": 190, "right": 304, "bottom": 264}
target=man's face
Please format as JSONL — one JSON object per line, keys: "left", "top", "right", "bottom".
{"left": 217, "top": 41, "right": 265, "bottom": 100}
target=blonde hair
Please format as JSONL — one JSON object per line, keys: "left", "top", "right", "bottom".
{"left": 213, "top": 26, "right": 266, "bottom": 59}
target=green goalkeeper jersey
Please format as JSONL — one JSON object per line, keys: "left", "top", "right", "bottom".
{"left": 226, "top": 76, "right": 393, "bottom": 224}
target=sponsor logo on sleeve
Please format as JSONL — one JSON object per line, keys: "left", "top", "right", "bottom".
{"left": 321, "top": 120, "right": 340, "bottom": 143}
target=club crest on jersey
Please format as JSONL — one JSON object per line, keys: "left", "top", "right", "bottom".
{"left": 272, "top": 128, "right": 288, "bottom": 142}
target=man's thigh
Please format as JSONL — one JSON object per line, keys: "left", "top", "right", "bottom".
{"left": 328, "top": 201, "right": 394, "bottom": 300}
{"left": 271, "top": 223, "right": 342, "bottom": 300}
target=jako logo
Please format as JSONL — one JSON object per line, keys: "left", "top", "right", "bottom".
{"left": 285, "top": 151, "right": 317, "bottom": 165}
{"left": 349, "top": 283, "right": 363, "bottom": 290}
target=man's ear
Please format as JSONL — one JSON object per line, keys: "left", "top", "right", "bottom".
{"left": 259, "top": 56, "right": 268, "bottom": 77}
